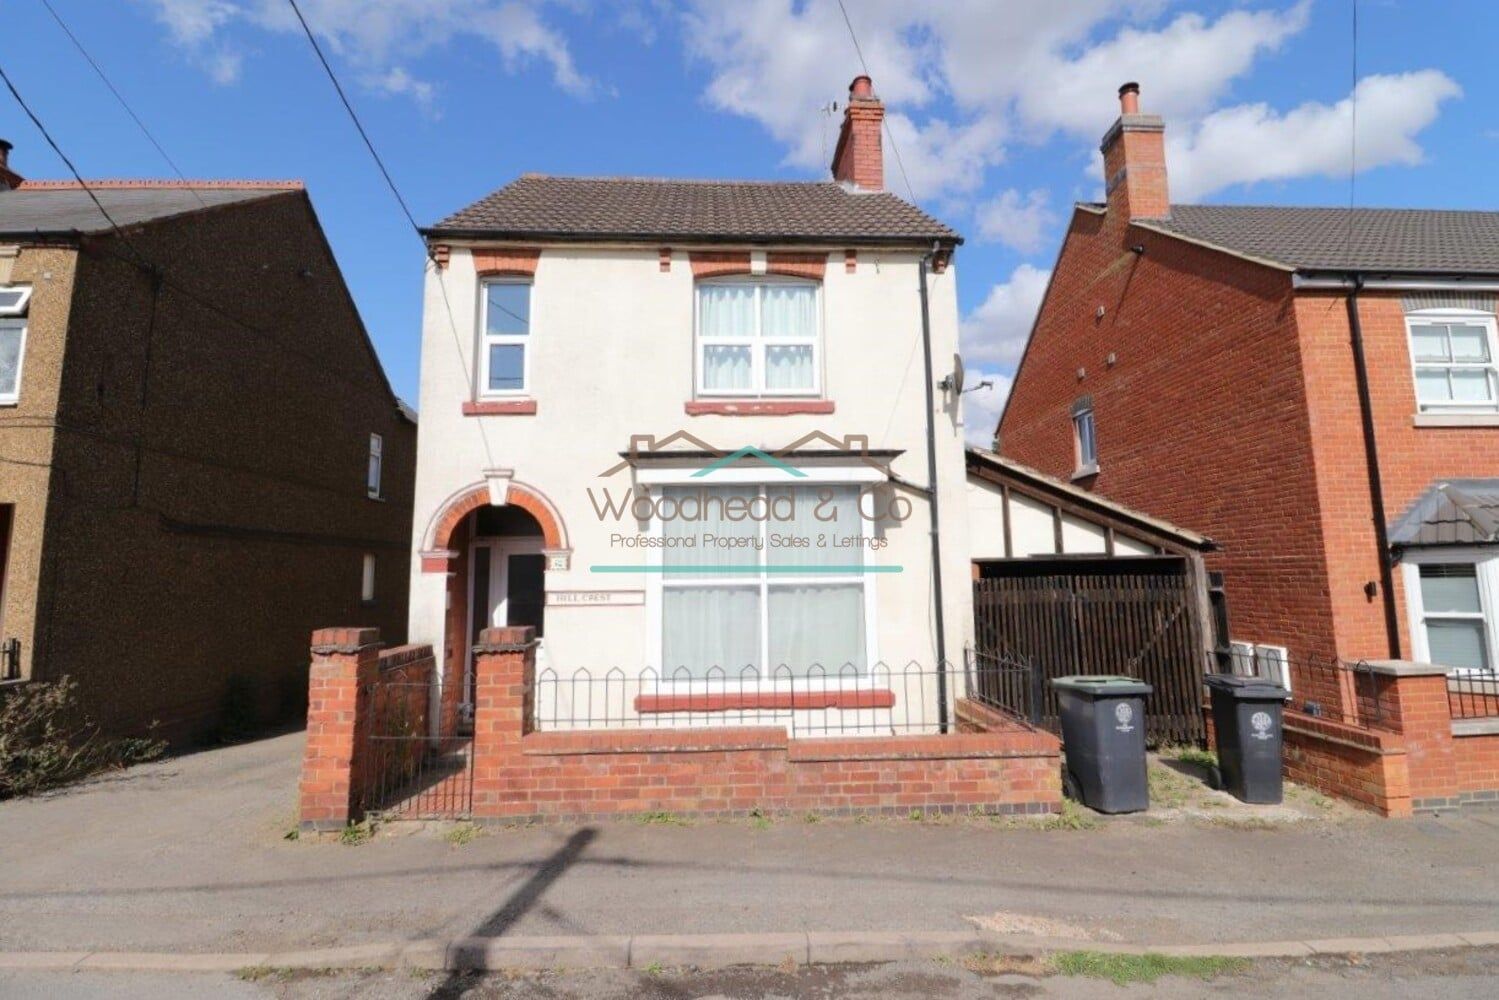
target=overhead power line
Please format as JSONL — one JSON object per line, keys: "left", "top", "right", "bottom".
{"left": 39, "top": 0, "right": 204, "bottom": 207}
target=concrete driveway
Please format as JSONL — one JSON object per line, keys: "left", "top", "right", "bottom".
{"left": 3, "top": 731, "right": 1499, "bottom": 954}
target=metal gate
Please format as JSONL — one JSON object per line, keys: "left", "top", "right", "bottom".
{"left": 359, "top": 678, "right": 473, "bottom": 819}
{"left": 973, "top": 565, "right": 1205, "bottom": 744}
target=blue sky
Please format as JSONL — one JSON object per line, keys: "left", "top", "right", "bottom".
{"left": 2, "top": 1, "right": 1493, "bottom": 437}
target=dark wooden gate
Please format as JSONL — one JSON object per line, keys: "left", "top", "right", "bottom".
{"left": 973, "top": 563, "right": 1205, "bottom": 744}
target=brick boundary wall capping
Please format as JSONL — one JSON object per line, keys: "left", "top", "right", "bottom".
{"left": 1225, "top": 660, "right": 1499, "bottom": 818}
{"left": 299, "top": 627, "right": 1062, "bottom": 828}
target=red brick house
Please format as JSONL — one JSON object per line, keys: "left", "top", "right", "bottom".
{"left": 997, "top": 84, "right": 1499, "bottom": 814}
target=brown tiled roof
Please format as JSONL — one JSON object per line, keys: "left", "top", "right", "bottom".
{"left": 1390, "top": 480, "right": 1499, "bottom": 547}
{"left": 1144, "top": 204, "right": 1499, "bottom": 274}
{"left": 427, "top": 174, "right": 961, "bottom": 245}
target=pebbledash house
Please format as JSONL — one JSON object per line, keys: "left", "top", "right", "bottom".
{"left": 295, "top": 76, "right": 1065, "bottom": 828}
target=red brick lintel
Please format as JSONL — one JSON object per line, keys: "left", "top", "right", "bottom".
{"left": 635, "top": 689, "right": 893, "bottom": 713}
{"left": 463, "top": 399, "right": 538, "bottom": 416}
{"left": 684, "top": 400, "right": 835, "bottom": 416}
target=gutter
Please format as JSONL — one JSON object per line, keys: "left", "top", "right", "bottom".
{"left": 1343, "top": 274, "right": 1403, "bottom": 658}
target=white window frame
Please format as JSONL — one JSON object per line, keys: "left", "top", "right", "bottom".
{"left": 361, "top": 553, "right": 376, "bottom": 603}
{"left": 640, "top": 466, "right": 883, "bottom": 687}
{"left": 1405, "top": 308, "right": 1499, "bottom": 415}
{"left": 694, "top": 277, "right": 823, "bottom": 398}
{"left": 1072, "top": 407, "right": 1098, "bottom": 476}
{"left": 0, "top": 286, "right": 32, "bottom": 406}
{"left": 1401, "top": 547, "right": 1499, "bottom": 673}
{"left": 478, "top": 277, "right": 532, "bottom": 397}
{"left": 367, "top": 433, "right": 383, "bottom": 499}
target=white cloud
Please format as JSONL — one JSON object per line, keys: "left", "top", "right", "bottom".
{"left": 142, "top": 0, "right": 594, "bottom": 102}
{"left": 961, "top": 370, "right": 1012, "bottom": 448}
{"left": 1168, "top": 71, "right": 1463, "bottom": 201}
{"left": 960, "top": 264, "right": 1051, "bottom": 370}
{"left": 678, "top": 1, "right": 1321, "bottom": 203}
{"left": 975, "top": 188, "right": 1055, "bottom": 253}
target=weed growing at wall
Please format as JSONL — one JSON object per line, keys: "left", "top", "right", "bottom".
{"left": 0, "top": 677, "right": 163, "bottom": 799}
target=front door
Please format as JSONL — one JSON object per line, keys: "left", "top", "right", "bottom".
{"left": 466, "top": 536, "right": 547, "bottom": 707}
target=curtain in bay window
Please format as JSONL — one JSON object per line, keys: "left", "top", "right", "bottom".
{"left": 661, "top": 486, "right": 762, "bottom": 677}
{"left": 768, "top": 584, "right": 866, "bottom": 672}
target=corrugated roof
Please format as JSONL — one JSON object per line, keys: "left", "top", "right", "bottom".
{"left": 1390, "top": 480, "right": 1499, "bottom": 547}
{"left": 427, "top": 174, "right": 961, "bottom": 245}
{"left": 0, "top": 182, "right": 300, "bottom": 238}
{"left": 1143, "top": 204, "right": 1499, "bottom": 274}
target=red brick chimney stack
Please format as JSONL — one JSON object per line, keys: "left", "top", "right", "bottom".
{"left": 1100, "top": 82, "right": 1168, "bottom": 220}
{"left": 831, "top": 75, "right": 885, "bottom": 192}
{"left": 0, "top": 140, "right": 22, "bottom": 191}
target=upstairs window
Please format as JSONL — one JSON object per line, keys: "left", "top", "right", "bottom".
{"left": 1071, "top": 399, "right": 1097, "bottom": 476}
{"left": 361, "top": 553, "right": 376, "bottom": 603}
{"left": 1407, "top": 311, "right": 1499, "bottom": 413}
{"left": 0, "top": 286, "right": 31, "bottom": 405}
{"left": 480, "top": 280, "right": 531, "bottom": 395}
{"left": 696, "top": 279, "right": 820, "bottom": 396}
{"left": 367, "top": 433, "right": 383, "bottom": 499}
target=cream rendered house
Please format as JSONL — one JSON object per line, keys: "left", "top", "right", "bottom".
{"left": 408, "top": 77, "right": 971, "bottom": 734}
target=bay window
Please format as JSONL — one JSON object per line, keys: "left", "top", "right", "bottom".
{"left": 696, "top": 279, "right": 820, "bottom": 396}
{"left": 0, "top": 286, "right": 30, "bottom": 405}
{"left": 1407, "top": 310, "right": 1499, "bottom": 414}
{"left": 655, "top": 484, "right": 871, "bottom": 678}
{"left": 480, "top": 279, "right": 531, "bottom": 395}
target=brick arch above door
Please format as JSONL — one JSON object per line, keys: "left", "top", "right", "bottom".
{"left": 419, "top": 480, "right": 568, "bottom": 572}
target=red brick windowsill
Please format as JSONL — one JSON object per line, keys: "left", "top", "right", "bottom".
{"left": 684, "top": 399, "right": 835, "bottom": 416}
{"left": 463, "top": 399, "right": 538, "bottom": 416}
{"left": 635, "top": 689, "right": 894, "bottom": 713}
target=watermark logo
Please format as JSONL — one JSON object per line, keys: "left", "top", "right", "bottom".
{"left": 588, "top": 429, "right": 906, "bottom": 576}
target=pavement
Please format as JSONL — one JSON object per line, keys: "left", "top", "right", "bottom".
{"left": 3, "top": 730, "right": 1499, "bottom": 968}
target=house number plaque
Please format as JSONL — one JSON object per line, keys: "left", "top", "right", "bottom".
{"left": 545, "top": 590, "right": 645, "bottom": 607}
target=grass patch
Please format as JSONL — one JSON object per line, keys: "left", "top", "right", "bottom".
{"left": 1175, "top": 747, "right": 1218, "bottom": 770}
{"left": 643, "top": 961, "right": 664, "bottom": 976}
{"left": 803, "top": 811, "right": 821, "bottom": 824}
{"left": 1051, "top": 951, "right": 1249, "bottom": 985}
{"left": 638, "top": 811, "right": 690, "bottom": 826}
{"left": 962, "top": 952, "right": 1052, "bottom": 977}
{"left": 1147, "top": 764, "right": 1194, "bottom": 809}
{"left": 444, "top": 822, "right": 483, "bottom": 846}
{"left": 1038, "top": 799, "right": 1098, "bottom": 831}
{"left": 339, "top": 818, "right": 377, "bottom": 846}
{"left": 748, "top": 806, "right": 772, "bottom": 830}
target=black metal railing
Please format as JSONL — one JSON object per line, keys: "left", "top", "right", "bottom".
{"left": 532, "top": 656, "right": 1041, "bottom": 739}
{"left": 964, "top": 647, "right": 1043, "bottom": 726}
{"left": 1226, "top": 651, "right": 1387, "bottom": 730}
{"left": 1448, "top": 668, "right": 1499, "bottom": 721}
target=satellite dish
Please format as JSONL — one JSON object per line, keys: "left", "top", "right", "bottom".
{"left": 940, "top": 353, "right": 965, "bottom": 393}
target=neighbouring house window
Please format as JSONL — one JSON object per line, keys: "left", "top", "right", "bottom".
{"left": 696, "top": 279, "right": 820, "bottom": 396}
{"left": 0, "top": 286, "right": 31, "bottom": 405}
{"left": 1072, "top": 403, "right": 1097, "bottom": 474}
{"left": 367, "top": 433, "right": 383, "bottom": 498}
{"left": 1416, "top": 563, "right": 1491, "bottom": 671}
{"left": 1407, "top": 311, "right": 1499, "bottom": 413}
{"left": 657, "top": 484, "right": 868, "bottom": 678}
{"left": 480, "top": 279, "right": 531, "bottom": 395}
{"left": 361, "top": 553, "right": 376, "bottom": 603}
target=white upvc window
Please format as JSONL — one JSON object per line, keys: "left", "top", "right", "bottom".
{"left": 1402, "top": 549, "right": 1498, "bottom": 673}
{"left": 1406, "top": 309, "right": 1499, "bottom": 414}
{"left": 695, "top": 278, "right": 821, "bottom": 397}
{"left": 643, "top": 479, "right": 880, "bottom": 680}
{"left": 479, "top": 279, "right": 531, "bottom": 396}
{"left": 0, "top": 286, "right": 32, "bottom": 405}
{"left": 1071, "top": 402, "right": 1097, "bottom": 476}
{"left": 367, "top": 433, "right": 383, "bottom": 499}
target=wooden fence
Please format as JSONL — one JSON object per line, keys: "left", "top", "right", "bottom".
{"left": 973, "top": 570, "right": 1205, "bottom": 744}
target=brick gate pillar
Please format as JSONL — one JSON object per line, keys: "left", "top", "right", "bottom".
{"left": 1367, "top": 660, "right": 1458, "bottom": 812}
{"left": 299, "top": 627, "right": 382, "bottom": 830}
{"left": 470, "top": 626, "right": 537, "bottom": 818}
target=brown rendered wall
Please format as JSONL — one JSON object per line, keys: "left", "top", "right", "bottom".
{"left": 998, "top": 208, "right": 1341, "bottom": 660}
{"left": 26, "top": 192, "right": 414, "bottom": 740}
{"left": 0, "top": 245, "right": 77, "bottom": 684}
